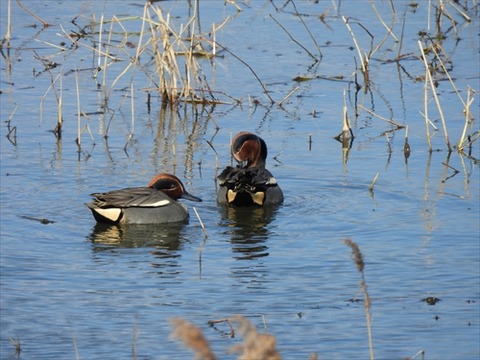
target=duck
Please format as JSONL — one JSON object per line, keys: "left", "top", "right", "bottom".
{"left": 86, "top": 173, "right": 202, "bottom": 225}
{"left": 217, "top": 132, "right": 284, "bottom": 206}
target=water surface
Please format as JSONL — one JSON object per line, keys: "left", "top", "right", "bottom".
{"left": 1, "top": 1, "right": 479, "bottom": 359}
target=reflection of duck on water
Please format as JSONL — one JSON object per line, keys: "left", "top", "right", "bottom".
{"left": 88, "top": 222, "right": 184, "bottom": 252}
{"left": 86, "top": 173, "right": 201, "bottom": 225}
{"left": 219, "top": 205, "right": 280, "bottom": 260}
{"left": 217, "top": 132, "right": 283, "bottom": 207}
{"left": 88, "top": 223, "right": 184, "bottom": 274}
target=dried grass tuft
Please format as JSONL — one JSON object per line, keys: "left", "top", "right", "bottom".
{"left": 170, "top": 318, "right": 216, "bottom": 360}
{"left": 171, "top": 316, "right": 282, "bottom": 360}
{"left": 229, "top": 315, "right": 281, "bottom": 360}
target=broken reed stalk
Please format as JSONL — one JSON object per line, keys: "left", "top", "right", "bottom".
{"left": 207, "top": 318, "right": 235, "bottom": 338}
{"left": 335, "top": 89, "right": 354, "bottom": 146}
{"left": 458, "top": 88, "right": 476, "bottom": 151}
{"left": 370, "top": 0, "right": 398, "bottom": 43}
{"left": 103, "top": 16, "right": 136, "bottom": 106}
{"left": 57, "top": 72, "right": 63, "bottom": 138}
{"left": 193, "top": 206, "right": 208, "bottom": 238}
{"left": 289, "top": 0, "right": 323, "bottom": 59}
{"left": 269, "top": 14, "right": 320, "bottom": 62}
{"left": 1, "top": 0, "right": 11, "bottom": 48}
{"left": 425, "top": 43, "right": 475, "bottom": 152}
{"left": 369, "top": 172, "right": 379, "bottom": 193}
{"left": 404, "top": 125, "right": 411, "bottom": 159}
{"left": 124, "top": 82, "right": 135, "bottom": 151}
{"left": 58, "top": 23, "right": 117, "bottom": 60}
{"left": 225, "top": 0, "right": 242, "bottom": 12}
{"left": 418, "top": 40, "right": 451, "bottom": 151}
{"left": 421, "top": 67, "right": 433, "bottom": 152}
{"left": 75, "top": 68, "right": 81, "bottom": 150}
{"left": 212, "top": 40, "right": 275, "bottom": 104}
{"left": 8, "top": 337, "right": 21, "bottom": 357}
{"left": 342, "top": 16, "right": 370, "bottom": 90}
{"left": 6, "top": 104, "right": 18, "bottom": 146}
{"left": 39, "top": 71, "right": 63, "bottom": 136}
{"left": 385, "top": 134, "right": 392, "bottom": 153}
{"left": 278, "top": 86, "right": 300, "bottom": 107}
{"left": 358, "top": 105, "right": 404, "bottom": 129}
{"left": 344, "top": 239, "right": 374, "bottom": 360}
{"left": 16, "top": 0, "right": 50, "bottom": 27}
{"left": 96, "top": 13, "right": 104, "bottom": 73}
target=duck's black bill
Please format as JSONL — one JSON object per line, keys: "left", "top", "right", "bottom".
{"left": 182, "top": 192, "right": 202, "bottom": 202}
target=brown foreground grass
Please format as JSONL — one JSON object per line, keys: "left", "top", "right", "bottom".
{"left": 171, "top": 315, "right": 282, "bottom": 360}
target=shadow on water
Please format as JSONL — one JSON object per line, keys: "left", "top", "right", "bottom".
{"left": 218, "top": 205, "right": 280, "bottom": 260}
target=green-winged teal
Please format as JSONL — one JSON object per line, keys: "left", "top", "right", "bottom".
{"left": 217, "top": 132, "right": 283, "bottom": 206}
{"left": 87, "top": 173, "right": 201, "bottom": 224}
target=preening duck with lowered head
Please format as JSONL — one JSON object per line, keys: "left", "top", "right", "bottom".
{"left": 217, "top": 131, "right": 283, "bottom": 207}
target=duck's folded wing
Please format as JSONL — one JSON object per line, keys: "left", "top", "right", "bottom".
{"left": 90, "top": 187, "right": 171, "bottom": 208}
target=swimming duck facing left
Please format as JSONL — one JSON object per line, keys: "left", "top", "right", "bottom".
{"left": 86, "top": 173, "right": 202, "bottom": 225}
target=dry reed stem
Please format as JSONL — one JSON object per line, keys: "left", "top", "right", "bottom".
{"left": 226, "top": 0, "right": 242, "bottom": 12}
{"left": 404, "top": 125, "right": 411, "bottom": 159}
{"left": 404, "top": 349, "right": 426, "bottom": 360}
{"left": 193, "top": 206, "right": 208, "bottom": 238}
{"left": 269, "top": 15, "right": 318, "bottom": 62}
{"left": 344, "top": 239, "right": 374, "bottom": 360}
{"left": 211, "top": 40, "right": 275, "bottom": 104}
{"left": 447, "top": 0, "right": 471, "bottom": 22}
{"left": 75, "top": 68, "right": 81, "bottom": 149}
{"left": 418, "top": 40, "right": 451, "bottom": 151}
{"left": 370, "top": 0, "right": 398, "bottom": 43}
{"left": 358, "top": 105, "right": 404, "bottom": 129}
{"left": 124, "top": 82, "right": 135, "bottom": 151}
{"left": 207, "top": 318, "right": 235, "bottom": 338}
{"left": 421, "top": 66, "right": 433, "bottom": 152}
{"left": 170, "top": 318, "right": 216, "bottom": 360}
{"left": 39, "top": 71, "right": 62, "bottom": 133}
{"left": 342, "top": 16, "right": 367, "bottom": 75}
{"left": 57, "top": 72, "right": 63, "bottom": 137}
{"left": 1, "top": 0, "right": 11, "bottom": 48}
{"left": 335, "top": 90, "right": 354, "bottom": 151}
{"left": 97, "top": 13, "right": 104, "bottom": 71}
{"left": 6, "top": 104, "right": 18, "bottom": 146}
{"left": 8, "top": 337, "right": 21, "bottom": 357}
{"left": 278, "top": 86, "right": 300, "bottom": 107}
{"left": 58, "top": 24, "right": 117, "bottom": 60}
{"left": 289, "top": 0, "right": 322, "bottom": 59}
{"left": 16, "top": 0, "right": 50, "bottom": 27}
{"left": 458, "top": 88, "right": 476, "bottom": 151}
{"left": 369, "top": 172, "right": 380, "bottom": 193}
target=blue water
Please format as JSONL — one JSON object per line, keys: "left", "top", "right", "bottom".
{"left": 1, "top": 1, "right": 479, "bottom": 359}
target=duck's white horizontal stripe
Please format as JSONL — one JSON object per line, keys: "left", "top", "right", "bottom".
{"left": 139, "top": 199, "right": 170, "bottom": 207}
